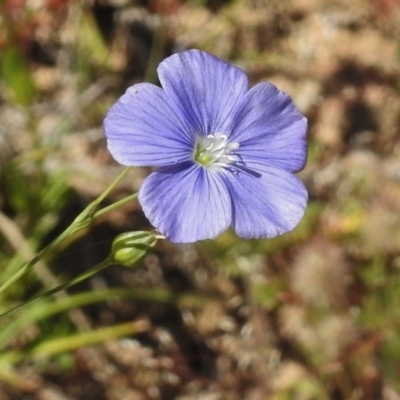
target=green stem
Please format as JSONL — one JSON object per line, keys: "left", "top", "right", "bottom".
{"left": 0, "top": 287, "right": 210, "bottom": 350}
{"left": 0, "top": 167, "right": 133, "bottom": 296}
{"left": 32, "top": 320, "right": 148, "bottom": 358}
{"left": 0, "top": 258, "right": 112, "bottom": 320}
{"left": 2, "top": 320, "right": 149, "bottom": 365}
{"left": 93, "top": 192, "right": 138, "bottom": 219}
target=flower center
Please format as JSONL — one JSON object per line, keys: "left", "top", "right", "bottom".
{"left": 194, "top": 133, "right": 239, "bottom": 170}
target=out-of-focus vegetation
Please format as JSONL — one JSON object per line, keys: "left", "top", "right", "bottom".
{"left": 1, "top": 0, "right": 400, "bottom": 399}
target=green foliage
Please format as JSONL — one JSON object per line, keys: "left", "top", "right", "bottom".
{"left": 76, "top": 11, "right": 110, "bottom": 85}
{"left": 3, "top": 163, "right": 69, "bottom": 234}
{"left": 0, "top": 45, "right": 37, "bottom": 105}
{"left": 357, "top": 256, "right": 400, "bottom": 391}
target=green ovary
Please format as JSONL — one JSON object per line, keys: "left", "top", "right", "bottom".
{"left": 194, "top": 145, "right": 213, "bottom": 166}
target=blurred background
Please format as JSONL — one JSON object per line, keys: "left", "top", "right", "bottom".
{"left": 1, "top": 0, "right": 400, "bottom": 399}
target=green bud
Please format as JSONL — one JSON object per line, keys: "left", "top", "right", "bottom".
{"left": 110, "top": 231, "right": 157, "bottom": 267}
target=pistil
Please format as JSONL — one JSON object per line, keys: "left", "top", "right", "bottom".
{"left": 194, "top": 134, "right": 239, "bottom": 170}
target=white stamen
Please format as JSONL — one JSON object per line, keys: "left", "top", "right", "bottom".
{"left": 195, "top": 133, "right": 239, "bottom": 170}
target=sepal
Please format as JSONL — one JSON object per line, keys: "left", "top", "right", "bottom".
{"left": 110, "top": 231, "right": 157, "bottom": 267}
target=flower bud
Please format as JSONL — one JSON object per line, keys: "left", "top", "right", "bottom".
{"left": 110, "top": 231, "right": 157, "bottom": 267}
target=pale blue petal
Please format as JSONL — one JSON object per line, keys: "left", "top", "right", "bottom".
{"left": 158, "top": 49, "right": 249, "bottom": 136}
{"left": 139, "top": 163, "right": 232, "bottom": 243}
{"left": 230, "top": 82, "right": 308, "bottom": 173}
{"left": 223, "top": 162, "right": 308, "bottom": 238}
{"left": 104, "top": 83, "right": 194, "bottom": 167}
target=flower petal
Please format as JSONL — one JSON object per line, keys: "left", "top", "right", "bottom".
{"left": 104, "top": 83, "right": 194, "bottom": 167}
{"left": 230, "top": 82, "right": 308, "bottom": 173}
{"left": 158, "top": 49, "right": 249, "bottom": 135}
{"left": 223, "top": 163, "right": 308, "bottom": 238}
{"left": 139, "top": 163, "right": 232, "bottom": 243}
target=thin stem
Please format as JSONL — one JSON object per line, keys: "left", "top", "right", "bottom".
{"left": 0, "top": 210, "right": 91, "bottom": 331}
{"left": 0, "top": 167, "right": 133, "bottom": 296}
{"left": 93, "top": 192, "right": 138, "bottom": 219}
{"left": 90, "top": 166, "right": 131, "bottom": 208}
{"left": 0, "top": 287, "right": 211, "bottom": 350}
{"left": 1, "top": 319, "right": 150, "bottom": 365}
{"left": 0, "top": 258, "right": 112, "bottom": 320}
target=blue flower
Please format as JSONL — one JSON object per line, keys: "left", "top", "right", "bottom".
{"left": 104, "top": 49, "right": 308, "bottom": 243}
